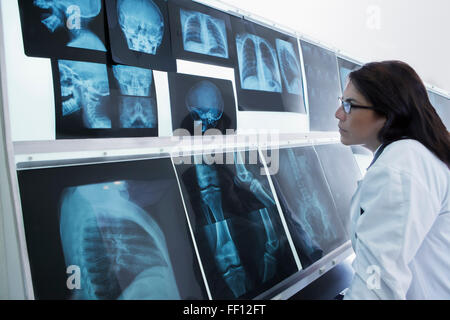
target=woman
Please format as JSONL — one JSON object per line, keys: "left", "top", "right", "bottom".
{"left": 335, "top": 60, "right": 450, "bottom": 299}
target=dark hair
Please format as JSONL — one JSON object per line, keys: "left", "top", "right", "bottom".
{"left": 349, "top": 60, "right": 450, "bottom": 168}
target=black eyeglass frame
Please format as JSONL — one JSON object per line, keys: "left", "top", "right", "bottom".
{"left": 338, "top": 97, "right": 378, "bottom": 114}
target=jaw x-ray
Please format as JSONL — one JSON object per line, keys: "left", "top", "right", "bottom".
{"left": 17, "top": 158, "right": 208, "bottom": 300}
{"left": 174, "top": 151, "right": 298, "bottom": 299}
{"left": 265, "top": 146, "right": 348, "bottom": 268}
{"left": 301, "top": 41, "right": 342, "bottom": 131}
{"left": 105, "top": 0, "right": 177, "bottom": 71}
{"left": 168, "top": 0, "right": 235, "bottom": 67}
{"left": 168, "top": 73, "right": 237, "bottom": 135}
{"left": 231, "top": 16, "right": 306, "bottom": 113}
{"left": 337, "top": 57, "right": 361, "bottom": 94}
{"left": 53, "top": 60, "right": 159, "bottom": 138}
{"left": 18, "top": 0, "right": 107, "bottom": 62}
{"left": 112, "top": 65, "right": 158, "bottom": 129}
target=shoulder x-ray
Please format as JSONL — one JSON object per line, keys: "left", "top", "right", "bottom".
{"left": 185, "top": 80, "right": 224, "bottom": 132}
{"left": 33, "top": 0, "right": 106, "bottom": 51}
{"left": 58, "top": 59, "right": 111, "bottom": 128}
{"left": 59, "top": 181, "right": 180, "bottom": 299}
{"left": 180, "top": 9, "right": 228, "bottom": 59}
{"left": 236, "top": 33, "right": 282, "bottom": 93}
{"left": 117, "top": 0, "right": 164, "bottom": 55}
{"left": 276, "top": 39, "right": 302, "bottom": 95}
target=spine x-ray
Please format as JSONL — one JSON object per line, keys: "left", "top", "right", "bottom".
{"left": 58, "top": 59, "right": 111, "bottom": 129}
{"left": 112, "top": 65, "right": 157, "bottom": 129}
{"left": 276, "top": 39, "right": 302, "bottom": 95}
{"left": 236, "top": 33, "right": 282, "bottom": 93}
{"left": 175, "top": 151, "right": 298, "bottom": 299}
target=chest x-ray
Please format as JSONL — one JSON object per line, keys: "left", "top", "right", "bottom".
{"left": 267, "top": 146, "right": 347, "bottom": 268}
{"left": 180, "top": 9, "right": 228, "bottom": 59}
{"left": 17, "top": 158, "right": 208, "bottom": 299}
{"left": 58, "top": 59, "right": 111, "bottom": 129}
{"left": 112, "top": 65, "right": 157, "bottom": 129}
{"left": 236, "top": 33, "right": 282, "bottom": 93}
{"left": 174, "top": 151, "right": 298, "bottom": 299}
{"left": 275, "top": 39, "right": 302, "bottom": 95}
{"left": 19, "top": 0, "right": 107, "bottom": 61}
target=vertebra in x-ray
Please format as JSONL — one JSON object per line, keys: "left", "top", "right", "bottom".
{"left": 119, "top": 96, "right": 156, "bottom": 128}
{"left": 117, "top": 0, "right": 164, "bottom": 55}
{"left": 58, "top": 60, "right": 111, "bottom": 128}
{"left": 276, "top": 39, "right": 302, "bottom": 95}
{"left": 185, "top": 80, "right": 224, "bottom": 133}
{"left": 33, "top": 0, "right": 106, "bottom": 51}
{"left": 180, "top": 9, "right": 228, "bottom": 58}
{"left": 236, "top": 33, "right": 281, "bottom": 92}
{"left": 113, "top": 65, "right": 153, "bottom": 97}
{"left": 59, "top": 181, "right": 180, "bottom": 299}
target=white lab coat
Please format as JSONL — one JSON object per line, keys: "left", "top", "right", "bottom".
{"left": 344, "top": 139, "right": 450, "bottom": 299}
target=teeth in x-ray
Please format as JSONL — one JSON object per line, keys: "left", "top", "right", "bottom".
{"left": 276, "top": 39, "right": 302, "bottom": 94}
{"left": 113, "top": 65, "right": 153, "bottom": 97}
{"left": 180, "top": 9, "right": 228, "bottom": 58}
{"left": 236, "top": 33, "right": 281, "bottom": 92}
{"left": 119, "top": 96, "right": 156, "bottom": 128}
{"left": 59, "top": 182, "right": 181, "bottom": 299}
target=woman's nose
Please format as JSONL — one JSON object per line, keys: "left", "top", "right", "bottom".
{"left": 335, "top": 106, "right": 346, "bottom": 121}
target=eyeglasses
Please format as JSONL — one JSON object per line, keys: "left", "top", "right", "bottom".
{"left": 338, "top": 97, "right": 377, "bottom": 114}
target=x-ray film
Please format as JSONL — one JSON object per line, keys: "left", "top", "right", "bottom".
{"left": 231, "top": 16, "right": 306, "bottom": 113}
{"left": 168, "top": 0, "right": 235, "bottom": 67}
{"left": 18, "top": 0, "right": 108, "bottom": 63}
{"left": 265, "top": 146, "right": 348, "bottom": 268}
{"left": 53, "top": 60, "right": 158, "bottom": 138}
{"left": 17, "top": 158, "right": 208, "bottom": 299}
{"left": 428, "top": 91, "right": 450, "bottom": 130}
{"left": 105, "top": 0, "right": 177, "bottom": 71}
{"left": 168, "top": 73, "right": 237, "bottom": 135}
{"left": 173, "top": 150, "right": 298, "bottom": 299}
{"left": 315, "top": 143, "right": 362, "bottom": 238}
{"left": 301, "top": 41, "right": 341, "bottom": 131}
{"left": 337, "top": 57, "right": 361, "bottom": 94}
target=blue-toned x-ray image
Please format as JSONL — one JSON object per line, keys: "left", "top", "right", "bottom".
{"left": 33, "top": 0, "right": 106, "bottom": 51}
{"left": 58, "top": 59, "right": 111, "bottom": 128}
{"left": 185, "top": 80, "right": 224, "bottom": 133}
{"left": 112, "top": 65, "right": 153, "bottom": 97}
{"left": 276, "top": 39, "right": 302, "bottom": 95}
{"left": 119, "top": 96, "right": 157, "bottom": 128}
{"left": 59, "top": 181, "right": 181, "bottom": 299}
{"left": 116, "top": 0, "right": 164, "bottom": 55}
{"left": 180, "top": 9, "right": 228, "bottom": 59}
{"left": 236, "top": 33, "right": 282, "bottom": 93}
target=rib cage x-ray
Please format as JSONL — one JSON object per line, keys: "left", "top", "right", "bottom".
{"left": 59, "top": 181, "right": 180, "bottom": 299}
{"left": 180, "top": 9, "right": 228, "bottom": 59}
{"left": 236, "top": 33, "right": 282, "bottom": 93}
{"left": 176, "top": 151, "right": 297, "bottom": 299}
{"left": 276, "top": 39, "right": 302, "bottom": 95}
{"left": 117, "top": 0, "right": 164, "bottom": 55}
{"left": 185, "top": 80, "right": 224, "bottom": 133}
{"left": 58, "top": 59, "right": 111, "bottom": 128}
{"left": 33, "top": 0, "right": 106, "bottom": 51}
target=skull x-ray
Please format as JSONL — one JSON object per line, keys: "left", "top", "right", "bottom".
{"left": 18, "top": 0, "right": 107, "bottom": 61}
{"left": 58, "top": 59, "right": 111, "bottom": 128}
{"left": 236, "top": 33, "right": 282, "bottom": 93}
{"left": 112, "top": 65, "right": 158, "bottom": 129}
{"left": 105, "top": 0, "right": 176, "bottom": 71}
{"left": 276, "top": 39, "right": 302, "bottom": 95}
{"left": 301, "top": 41, "right": 341, "bottom": 131}
{"left": 180, "top": 9, "right": 228, "bottom": 59}
{"left": 17, "top": 158, "right": 208, "bottom": 299}
{"left": 266, "top": 146, "right": 347, "bottom": 268}
{"left": 168, "top": 73, "right": 237, "bottom": 135}
{"left": 337, "top": 57, "right": 361, "bottom": 94}
{"left": 174, "top": 151, "right": 298, "bottom": 299}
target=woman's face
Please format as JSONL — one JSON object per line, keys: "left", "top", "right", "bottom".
{"left": 335, "top": 81, "right": 386, "bottom": 151}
